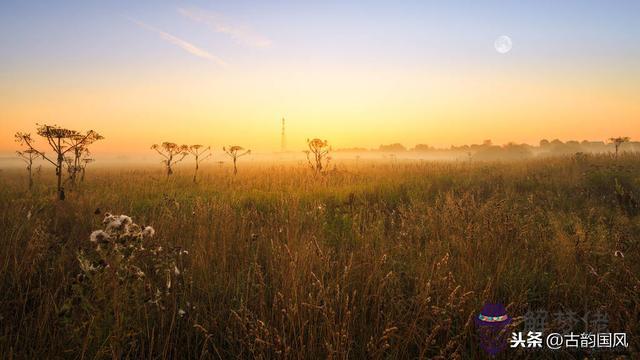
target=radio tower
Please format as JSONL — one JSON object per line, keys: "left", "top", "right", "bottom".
{"left": 280, "top": 117, "right": 286, "bottom": 152}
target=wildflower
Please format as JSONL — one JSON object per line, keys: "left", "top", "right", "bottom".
{"left": 174, "top": 265, "right": 181, "bottom": 276}
{"left": 614, "top": 250, "right": 625, "bottom": 258}
{"left": 104, "top": 214, "right": 119, "bottom": 229}
{"left": 142, "top": 226, "right": 156, "bottom": 238}
{"left": 103, "top": 212, "right": 114, "bottom": 223}
{"left": 90, "top": 230, "right": 110, "bottom": 243}
{"left": 119, "top": 215, "right": 132, "bottom": 226}
{"left": 178, "top": 309, "right": 186, "bottom": 317}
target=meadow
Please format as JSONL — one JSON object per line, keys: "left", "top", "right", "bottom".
{"left": 0, "top": 154, "right": 638, "bottom": 359}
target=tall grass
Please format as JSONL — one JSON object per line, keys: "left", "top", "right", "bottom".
{"left": 0, "top": 154, "right": 638, "bottom": 358}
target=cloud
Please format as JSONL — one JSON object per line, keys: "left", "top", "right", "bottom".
{"left": 128, "top": 17, "right": 227, "bottom": 66}
{"left": 178, "top": 7, "right": 272, "bottom": 49}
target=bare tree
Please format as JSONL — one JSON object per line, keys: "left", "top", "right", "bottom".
{"left": 187, "top": 145, "right": 212, "bottom": 182}
{"left": 609, "top": 136, "right": 630, "bottom": 158}
{"left": 223, "top": 146, "right": 250, "bottom": 175}
{"left": 151, "top": 142, "right": 189, "bottom": 176}
{"left": 16, "top": 148, "right": 39, "bottom": 190}
{"left": 305, "top": 138, "right": 331, "bottom": 172}
{"left": 15, "top": 124, "right": 103, "bottom": 200}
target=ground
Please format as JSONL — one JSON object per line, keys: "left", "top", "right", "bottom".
{"left": 1, "top": 154, "right": 638, "bottom": 358}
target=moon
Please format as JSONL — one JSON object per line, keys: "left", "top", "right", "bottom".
{"left": 494, "top": 35, "right": 512, "bottom": 54}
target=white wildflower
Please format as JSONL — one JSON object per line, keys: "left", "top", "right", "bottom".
{"left": 614, "top": 250, "right": 625, "bottom": 258}
{"left": 174, "top": 265, "right": 181, "bottom": 276}
{"left": 178, "top": 309, "right": 186, "bottom": 317}
{"left": 142, "top": 226, "right": 156, "bottom": 238}
{"left": 119, "top": 215, "right": 132, "bottom": 226}
{"left": 105, "top": 218, "right": 121, "bottom": 231}
{"left": 90, "top": 230, "right": 110, "bottom": 243}
{"left": 103, "top": 213, "right": 115, "bottom": 225}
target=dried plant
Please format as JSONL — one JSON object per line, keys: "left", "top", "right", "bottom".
{"left": 65, "top": 132, "right": 103, "bottom": 184}
{"left": 223, "top": 145, "right": 251, "bottom": 175}
{"left": 609, "top": 136, "right": 630, "bottom": 158}
{"left": 15, "top": 124, "right": 103, "bottom": 200}
{"left": 15, "top": 148, "right": 39, "bottom": 189}
{"left": 305, "top": 138, "right": 331, "bottom": 172}
{"left": 80, "top": 157, "right": 95, "bottom": 182}
{"left": 61, "top": 213, "right": 191, "bottom": 356}
{"left": 151, "top": 142, "right": 189, "bottom": 176}
{"left": 187, "top": 145, "right": 212, "bottom": 182}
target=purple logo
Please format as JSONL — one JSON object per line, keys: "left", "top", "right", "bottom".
{"left": 475, "top": 303, "right": 512, "bottom": 355}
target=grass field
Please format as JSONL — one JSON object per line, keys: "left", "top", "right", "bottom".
{"left": 1, "top": 154, "right": 639, "bottom": 359}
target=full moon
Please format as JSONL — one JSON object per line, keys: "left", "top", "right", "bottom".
{"left": 494, "top": 35, "right": 512, "bottom": 54}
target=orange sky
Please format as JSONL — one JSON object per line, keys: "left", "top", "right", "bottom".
{"left": 2, "top": 2, "right": 639, "bottom": 155}
{"left": 2, "top": 62, "right": 638, "bottom": 155}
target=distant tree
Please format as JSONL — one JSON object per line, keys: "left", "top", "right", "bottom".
{"left": 151, "top": 142, "right": 189, "bottom": 176}
{"left": 187, "top": 145, "right": 212, "bottom": 182}
{"left": 15, "top": 124, "right": 103, "bottom": 200}
{"left": 223, "top": 145, "right": 251, "bottom": 175}
{"left": 482, "top": 139, "right": 493, "bottom": 146}
{"left": 609, "top": 136, "right": 630, "bottom": 158}
{"left": 413, "top": 144, "right": 434, "bottom": 152}
{"left": 539, "top": 139, "right": 550, "bottom": 147}
{"left": 305, "top": 138, "right": 331, "bottom": 172}
{"left": 378, "top": 143, "right": 407, "bottom": 152}
{"left": 15, "top": 148, "right": 39, "bottom": 189}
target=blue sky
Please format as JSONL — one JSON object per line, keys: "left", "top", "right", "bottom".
{"left": 2, "top": 0, "right": 638, "bottom": 71}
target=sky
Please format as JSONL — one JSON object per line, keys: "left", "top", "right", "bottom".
{"left": 1, "top": 0, "right": 639, "bottom": 156}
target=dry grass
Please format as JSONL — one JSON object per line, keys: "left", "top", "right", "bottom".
{"left": 0, "top": 154, "right": 639, "bottom": 359}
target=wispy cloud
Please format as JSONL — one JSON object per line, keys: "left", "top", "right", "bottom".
{"left": 178, "top": 7, "right": 272, "bottom": 49}
{"left": 128, "top": 17, "right": 227, "bottom": 66}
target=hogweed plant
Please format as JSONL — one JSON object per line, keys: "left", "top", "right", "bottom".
{"left": 187, "top": 145, "right": 212, "bottom": 182}
{"left": 15, "top": 124, "right": 103, "bottom": 200}
{"left": 15, "top": 148, "right": 39, "bottom": 190}
{"left": 151, "top": 142, "right": 189, "bottom": 176}
{"left": 223, "top": 145, "right": 251, "bottom": 175}
{"left": 61, "top": 213, "right": 192, "bottom": 356}
{"left": 80, "top": 157, "right": 94, "bottom": 182}
{"left": 609, "top": 136, "right": 631, "bottom": 159}
{"left": 65, "top": 132, "right": 103, "bottom": 185}
{"left": 305, "top": 138, "right": 331, "bottom": 172}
